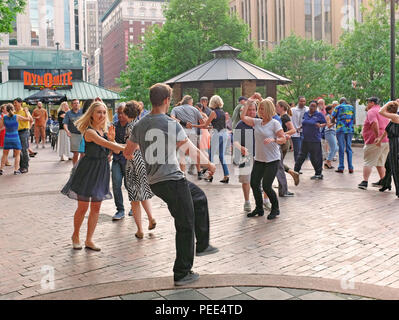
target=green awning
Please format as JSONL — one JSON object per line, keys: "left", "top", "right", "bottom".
{"left": 0, "top": 81, "right": 120, "bottom": 102}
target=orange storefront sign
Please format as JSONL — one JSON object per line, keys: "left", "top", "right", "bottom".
{"left": 24, "top": 71, "right": 73, "bottom": 89}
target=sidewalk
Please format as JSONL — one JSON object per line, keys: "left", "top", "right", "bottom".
{"left": 1, "top": 143, "right": 399, "bottom": 300}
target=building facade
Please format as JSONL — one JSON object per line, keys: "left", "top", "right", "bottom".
{"left": 229, "top": 0, "right": 370, "bottom": 50}
{"left": 0, "top": 0, "right": 89, "bottom": 83}
{"left": 101, "top": 0, "right": 166, "bottom": 90}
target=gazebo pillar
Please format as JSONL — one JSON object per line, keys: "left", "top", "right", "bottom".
{"left": 266, "top": 82, "right": 277, "bottom": 102}
{"left": 199, "top": 82, "right": 215, "bottom": 100}
{"left": 172, "top": 84, "right": 183, "bottom": 105}
{"left": 241, "top": 80, "right": 257, "bottom": 98}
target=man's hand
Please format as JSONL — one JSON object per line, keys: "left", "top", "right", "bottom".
{"left": 241, "top": 146, "right": 249, "bottom": 156}
{"left": 375, "top": 137, "right": 382, "bottom": 147}
{"left": 186, "top": 122, "right": 193, "bottom": 129}
{"left": 66, "top": 130, "right": 71, "bottom": 137}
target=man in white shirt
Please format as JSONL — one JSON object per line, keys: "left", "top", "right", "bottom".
{"left": 291, "top": 96, "right": 309, "bottom": 162}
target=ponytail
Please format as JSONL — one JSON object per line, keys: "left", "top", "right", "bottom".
{"left": 6, "top": 103, "right": 14, "bottom": 117}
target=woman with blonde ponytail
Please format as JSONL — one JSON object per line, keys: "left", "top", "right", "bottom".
{"left": 61, "top": 101, "right": 125, "bottom": 252}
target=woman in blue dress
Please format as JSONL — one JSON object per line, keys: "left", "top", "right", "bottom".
{"left": 0, "top": 103, "right": 31, "bottom": 175}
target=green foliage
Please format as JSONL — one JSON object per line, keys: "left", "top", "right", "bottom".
{"left": 261, "top": 34, "right": 335, "bottom": 103}
{"left": 332, "top": 0, "right": 398, "bottom": 103}
{"left": 0, "top": 0, "right": 26, "bottom": 33}
{"left": 118, "top": 0, "right": 259, "bottom": 104}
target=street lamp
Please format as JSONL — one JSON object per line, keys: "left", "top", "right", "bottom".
{"left": 391, "top": 0, "right": 396, "bottom": 100}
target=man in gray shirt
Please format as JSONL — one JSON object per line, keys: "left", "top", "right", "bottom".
{"left": 124, "top": 83, "right": 218, "bottom": 287}
{"left": 291, "top": 96, "right": 309, "bottom": 162}
{"left": 171, "top": 96, "right": 205, "bottom": 179}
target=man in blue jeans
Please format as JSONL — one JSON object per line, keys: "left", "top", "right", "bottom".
{"left": 332, "top": 97, "right": 355, "bottom": 174}
{"left": 123, "top": 83, "right": 218, "bottom": 286}
{"left": 111, "top": 104, "right": 132, "bottom": 220}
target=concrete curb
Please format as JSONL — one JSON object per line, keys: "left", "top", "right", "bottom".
{"left": 27, "top": 274, "right": 398, "bottom": 300}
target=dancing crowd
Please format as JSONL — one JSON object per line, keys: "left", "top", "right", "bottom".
{"left": 2, "top": 83, "right": 399, "bottom": 287}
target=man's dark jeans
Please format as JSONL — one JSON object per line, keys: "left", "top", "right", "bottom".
{"left": 150, "top": 178, "right": 210, "bottom": 281}
{"left": 112, "top": 160, "right": 126, "bottom": 212}
{"left": 18, "top": 130, "right": 30, "bottom": 170}
{"left": 294, "top": 141, "right": 323, "bottom": 176}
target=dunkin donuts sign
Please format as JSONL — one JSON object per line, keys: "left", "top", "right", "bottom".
{"left": 24, "top": 71, "right": 73, "bottom": 89}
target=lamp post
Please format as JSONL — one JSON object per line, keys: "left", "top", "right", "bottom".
{"left": 391, "top": 0, "right": 396, "bottom": 100}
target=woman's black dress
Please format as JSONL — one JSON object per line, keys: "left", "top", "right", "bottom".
{"left": 61, "top": 129, "right": 112, "bottom": 202}
{"left": 380, "top": 121, "right": 399, "bottom": 196}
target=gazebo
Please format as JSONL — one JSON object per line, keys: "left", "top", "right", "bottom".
{"left": 165, "top": 44, "right": 292, "bottom": 103}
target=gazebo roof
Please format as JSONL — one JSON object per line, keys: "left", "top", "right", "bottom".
{"left": 165, "top": 44, "right": 291, "bottom": 87}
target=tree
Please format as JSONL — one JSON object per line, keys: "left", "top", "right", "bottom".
{"left": 118, "top": 0, "right": 260, "bottom": 105}
{"left": 332, "top": 0, "right": 398, "bottom": 103}
{"left": 261, "top": 34, "right": 335, "bottom": 103}
{"left": 0, "top": 0, "right": 26, "bottom": 33}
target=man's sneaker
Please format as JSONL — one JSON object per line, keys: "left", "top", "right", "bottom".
{"left": 311, "top": 175, "right": 323, "bottom": 180}
{"left": 20, "top": 168, "right": 28, "bottom": 174}
{"left": 196, "top": 245, "right": 219, "bottom": 257}
{"left": 244, "top": 202, "right": 252, "bottom": 212}
{"left": 358, "top": 181, "right": 368, "bottom": 190}
{"left": 267, "top": 209, "right": 280, "bottom": 220}
{"left": 14, "top": 170, "right": 22, "bottom": 175}
{"left": 372, "top": 181, "right": 382, "bottom": 188}
{"left": 197, "top": 172, "right": 204, "bottom": 180}
{"left": 128, "top": 210, "right": 133, "bottom": 217}
{"left": 174, "top": 271, "right": 200, "bottom": 286}
{"left": 112, "top": 211, "right": 125, "bottom": 220}
{"left": 280, "top": 192, "right": 295, "bottom": 197}
{"left": 335, "top": 169, "right": 344, "bottom": 173}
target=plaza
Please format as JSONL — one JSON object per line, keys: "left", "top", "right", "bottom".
{"left": 1, "top": 144, "right": 399, "bottom": 300}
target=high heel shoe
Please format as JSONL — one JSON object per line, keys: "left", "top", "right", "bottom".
{"left": 135, "top": 232, "right": 144, "bottom": 239}
{"left": 148, "top": 219, "right": 157, "bottom": 230}
{"left": 220, "top": 177, "right": 230, "bottom": 184}
{"left": 379, "top": 186, "right": 392, "bottom": 192}
{"left": 324, "top": 163, "right": 334, "bottom": 169}
{"left": 204, "top": 175, "right": 213, "bottom": 182}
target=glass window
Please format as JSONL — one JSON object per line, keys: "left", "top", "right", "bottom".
{"left": 305, "top": 0, "right": 312, "bottom": 39}
{"left": 30, "top": 0, "right": 40, "bottom": 46}
{"left": 9, "top": 20, "right": 17, "bottom": 45}
{"left": 314, "top": 0, "right": 322, "bottom": 40}
{"left": 74, "top": 0, "right": 80, "bottom": 50}
{"left": 324, "top": 0, "right": 332, "bottom": 43}
{"left": 46, "top": 0, "right": 55, "bottom": 47}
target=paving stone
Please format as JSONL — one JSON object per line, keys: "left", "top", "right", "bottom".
{"left": 247, "top": 287, "right": 293, "bottom": 300}
{"left": 197, "top": 287, "right": 241, "bottom": 300}
{"left": 334, "top": 292, "right": 362, "bottom": 300}
{"left": 165, "top": 290, "right": 210, "bottom": 300}
{"left": 157, "top": 289, "right": 192, "bottom": 297}
{"left": 235, "top": 286, "right": 263, "bottom": 293}
{"left": 98, "top": 296, "right": 122, "bottom": 300}
{"left": 299, "top": 291, "right": 346, "bottom": 300}
{"left": 279, "top": 288, "right": 314, "bottom": 297}
{"left": 120, "top": 291, "right": 161, "bottom": 300}
{"left": 222, "top": 293, "right": 255, "bottom": 300}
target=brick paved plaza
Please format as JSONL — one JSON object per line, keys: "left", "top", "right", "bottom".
{"left": 1, "top": 144, "right": 399, "bottom": 300}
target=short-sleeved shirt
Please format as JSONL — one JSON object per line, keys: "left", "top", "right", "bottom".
{"left": 302, "top": 111, "right": 327, "bottom": 142}
{"left": 32, "top": 108, "right": 48, "bottom": 127}
{"left": 281, "top": 114, "right": 291, "bottom": 132}
{"left": 291, "top": 106, "right": 309, "bottom": 138}
{"left": 129, "top": 113, "right": 188, "bottom": 185}
{"left": 332, "top": 103, "right": 355, "bottom": 134}
{"left": 253, "top": 118, "right": 282, "bottom": 163}
{"left": 113, "top": 121, "right": 128, "bottom": 164}
{"left": 171, "top": 104, "right": 202, "bottom": 126}
{"left": 63, "top": 109, "right": 83, "bottom": 134}
{"left": 15, "top": 108, "right": 30, "bottom": 131}
{"left": 234, "top": 120, "right": 255, "bottom": 156}
{"left": 363, "top": 105, "right": 390, "bottom": 144}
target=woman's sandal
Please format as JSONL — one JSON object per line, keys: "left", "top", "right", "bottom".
{"left": 135, "top": 232, "right": 144, "bottom": 239}
{"left": 148, "top": 219, "right": 157, "bottom": 230}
